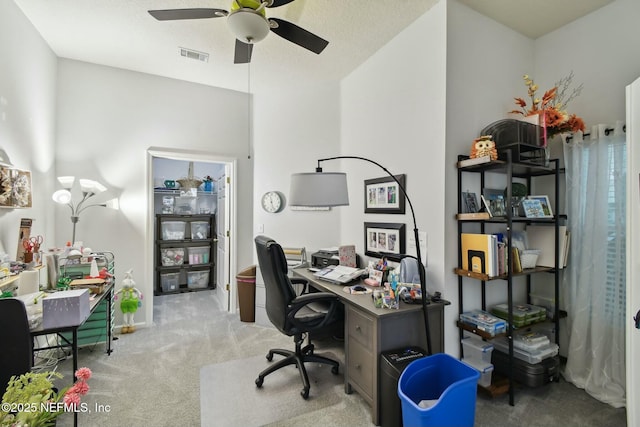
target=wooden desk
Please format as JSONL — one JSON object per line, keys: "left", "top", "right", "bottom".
{"left": 292, "top": 268, "right": 447, "bottom": 425}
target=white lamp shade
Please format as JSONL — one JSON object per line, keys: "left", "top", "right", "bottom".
{"left": 289, "top": 173, "right": 349, "bottom": 207}
{"left": 52, "top": 189, "right": 72, "bottom": 204}
{"left": 227, "top": 9, "right": 270, "bottom": 43}
{"left": 57, "top": 176, "right": 75, "bottom": 189}
{"left": 104, "top": 198, "right": 119, "bottom": 210}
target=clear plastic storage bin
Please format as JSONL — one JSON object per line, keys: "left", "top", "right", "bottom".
{"left": 160, "top": 273, "right": 180, "bottom": 292}
{"left": 162, "top": 221, "right": 186, "bottom": 240}
{"left": 462, "top": 358, "right": 494, "bottom": 388}
{"left": 461, "top": 336, "right": 494, "bottom": 364}
{"left": 492, "top": 336, "right": 559, "bottom": 364}
{"left": 187, "top": 270, "right": 209, "bottom": 289}
{"left": 188, "top": 246, "right": 210, "bottom": 264}
{"left": 160, "top": 248, "right": 184, "bottom": 266}
{"left": 190, "top": 221, "right": 209, "bottom": 240}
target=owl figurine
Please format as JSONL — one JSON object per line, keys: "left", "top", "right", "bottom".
{"left": 470, "top": 135, "right": 498, "bottom": 160}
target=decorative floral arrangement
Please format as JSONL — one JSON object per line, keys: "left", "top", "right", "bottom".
{"left": 510, "top": 72, "right": 585, "bottom": 144}
{"left": 1, "top": 367, "right": 92, "bottom": 427}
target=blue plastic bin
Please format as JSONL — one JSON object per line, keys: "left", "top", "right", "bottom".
{"left": 398, "top": 353, "right": 480, "bottom": 427}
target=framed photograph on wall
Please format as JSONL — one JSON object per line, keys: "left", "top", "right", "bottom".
{"left": 364, "top": 222, "right": 406, "bottom": 261}
{"left": 527, "top": 195, "right": 553, "bottom": 217}
{"left": 364, "top": 174, "right": 406, "bottom": 214}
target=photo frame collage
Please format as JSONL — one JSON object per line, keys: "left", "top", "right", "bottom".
{"left": 363, "top": 175, "right": 407, "bottom": 262}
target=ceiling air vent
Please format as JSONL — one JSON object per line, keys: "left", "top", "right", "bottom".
{"left": 179, "top": 47, "right": 209, "bottom": 63}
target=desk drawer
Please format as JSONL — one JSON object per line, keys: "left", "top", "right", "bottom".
{"left": 348, "top": 340, "right": 374, "bottom": 400}
{"left": 348, "top": 307, "right": 373, "bottom": 350}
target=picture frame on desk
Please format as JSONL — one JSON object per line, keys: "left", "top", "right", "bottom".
{"left": 364, "top": 222, "right": 405, "bottom": 261}
{"left": 364, "top": 174, "right": 406, "bottom": 214}
{"left": 527, "top": 195, "right": 553, "bottom": 217}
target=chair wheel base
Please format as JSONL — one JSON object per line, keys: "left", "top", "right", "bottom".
{"left": 331, "top": 366, "right": 339, "bottom": 375}
{"left": 301, "top": 388, "right": 309, "bottom": 399}
{"left": 255, "top": 377, "right": 264, "bottom": 388}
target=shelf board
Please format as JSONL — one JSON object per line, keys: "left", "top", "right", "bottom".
{"left": 454, "top": 267, "right": 553, "bottom": 281}
{"left": 478, "top": 373, "right": 510, "bottom": 398}
{"left": 456, "top": 321, "right": 507, "bottom": 340}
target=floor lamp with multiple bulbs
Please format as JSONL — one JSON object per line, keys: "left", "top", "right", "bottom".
{"left": 289, "top": 156, "right": 432, "bottom": 355}
{"left": 52, "top": 176, "right": 119, "bottom": 244}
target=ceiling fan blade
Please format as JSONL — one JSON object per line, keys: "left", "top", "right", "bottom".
{"left": 234, "top": 39, "right": 253, "bottom": 64}
{"left": 269, "top": 18, "right": 328, "bottom": 54}
{"left": 148, "top": 8, "right": 227, "bottom": 21}
{"left": 268, "top": 0, "right": 297, "bottom": 7}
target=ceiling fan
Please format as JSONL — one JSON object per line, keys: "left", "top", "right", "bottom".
{"left": 148, "top": 0, "right": 329, "bottom": 64}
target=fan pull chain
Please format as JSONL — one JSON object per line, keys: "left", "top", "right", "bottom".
{"left": 247, "top": 60, "right": 252, "bottom": 160}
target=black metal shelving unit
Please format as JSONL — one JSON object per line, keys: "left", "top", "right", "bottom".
{"left": 455, "top": 149, "right": 562, "bottom": 405}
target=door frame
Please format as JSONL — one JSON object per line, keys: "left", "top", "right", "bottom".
{"left": 146, "top": 147, "right": 238, "bottom": 324}
{"left": 626, "top": 78, "right": 639, "bottom": 427}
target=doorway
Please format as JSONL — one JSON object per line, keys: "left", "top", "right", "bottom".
{"left": 147, "top": 148, "right": 237, "bottom": 321}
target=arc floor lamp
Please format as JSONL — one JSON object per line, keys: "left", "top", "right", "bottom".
{"left": 289, "top": 156, "right": 432, "bottom": 355}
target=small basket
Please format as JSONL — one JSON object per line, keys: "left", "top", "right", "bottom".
{"left": 520, "top": 249, "right": 541, "bottom": 269}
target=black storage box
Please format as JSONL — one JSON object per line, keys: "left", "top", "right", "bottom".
{"left": 492, "top": 350, "right": 560, "bottom": 387}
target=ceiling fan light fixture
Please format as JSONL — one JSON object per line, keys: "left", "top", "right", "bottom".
{"left": 227, "top": 9, "right": 270, "bottom": 43}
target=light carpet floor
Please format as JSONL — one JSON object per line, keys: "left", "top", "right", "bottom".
{"left": 200, "top": 353, "right": 344, "bottom": 427}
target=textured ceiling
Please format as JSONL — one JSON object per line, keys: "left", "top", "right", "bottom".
{"left": 13, "top": 0, "right": 614, "bottom": 93}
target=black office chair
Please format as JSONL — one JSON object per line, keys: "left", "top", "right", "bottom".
{"left": 0, "top": 298, "right": 33, "bottom": 395}
{"left": 254, "top": 235, "right": 341, "bottom": 399}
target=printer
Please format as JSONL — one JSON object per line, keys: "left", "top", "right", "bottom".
{"left": 311, "top": 250, "right": 340, "bottom": 268}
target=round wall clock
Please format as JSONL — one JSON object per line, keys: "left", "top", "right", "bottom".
{"left": 261, "top": 191, "right": 284, "bottom": 213}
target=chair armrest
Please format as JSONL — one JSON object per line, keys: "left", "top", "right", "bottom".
{"left": 290, "top": 278, "right": 310, "bottom": 295}
{"left": 287, "top": 292, "right": 340, "bottom": 330}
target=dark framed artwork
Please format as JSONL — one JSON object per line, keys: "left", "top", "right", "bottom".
{"left": 364, "top": 174, "right": 406, "bottom": 214}
{"left": 364, "top": 222, "right": 406, "bottom": 261}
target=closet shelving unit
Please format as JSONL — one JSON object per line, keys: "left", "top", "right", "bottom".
{"left": 455, "top": 149, "right": 562, "bottom": 406}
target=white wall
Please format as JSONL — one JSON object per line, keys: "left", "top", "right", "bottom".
{"left": 340, "top": 0, "right": 447, "bottom": 284}
{"left": 443, "top": 1, "right": 535, "bottom": 355}
{"left": 534, "top": 0, "right": 640, "bottom": 127}
{"left": 252, "top": 81, "right": 341, "bottom": 251}
{"left": 55, "top": 59, "right": 252, "bottom": 327}
{"left": 0, "top": 1, "right": 57, "bottom": 255}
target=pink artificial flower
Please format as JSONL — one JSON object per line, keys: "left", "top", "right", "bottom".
{"left": 63, "top": 392, "right": 81, "bottom": 407}
{"left": 75, "top": 367, "right": 92, "bottom": 381}
{"left": 70, "top": 380, "right": 90, "bottom": 396}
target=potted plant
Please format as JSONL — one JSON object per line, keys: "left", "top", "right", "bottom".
{"left": 1, "top": 367, "right": 92, "bottom": 427}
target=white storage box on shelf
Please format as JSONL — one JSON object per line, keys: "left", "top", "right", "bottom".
{"left": 492, "top": 336, "right": 559, "bottom": 364}
{"left": 461, "top": 336, "right": 494, "bottom": 364}
{"left": 160, "top": 248, "right": 185, "bottom": 266}
{"left": 519, "top": 249, "right": 541, "bottom": 269}
{"left": 187, "top": 270, "right": 209, "bottom": 289}
{"left": 462, "top": 358, "right": 494, "bottom": 388}
{"left": 530, "top": 293, "right": 556, "bottom": 319}
{"left": 42, "top": 289, "right": 90, "bottom": 329}
{"left": 160, "top": 272, "right": 180, "bottom": 292}
{"left": 190, "top": 221, "right": 209, "bottom": 240}
{"left": 513, "top": 331, "right": 550, "bottom": 352}
{"left": 188, "top": 246, "right": 210, "bottom": 265}
{"left": 162, "top": 221, "right": 186, "bottom": 240}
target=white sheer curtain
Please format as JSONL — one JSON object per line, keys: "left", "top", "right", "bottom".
{"left": 562, "top": 121, "right": 627, "bottom": 408}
